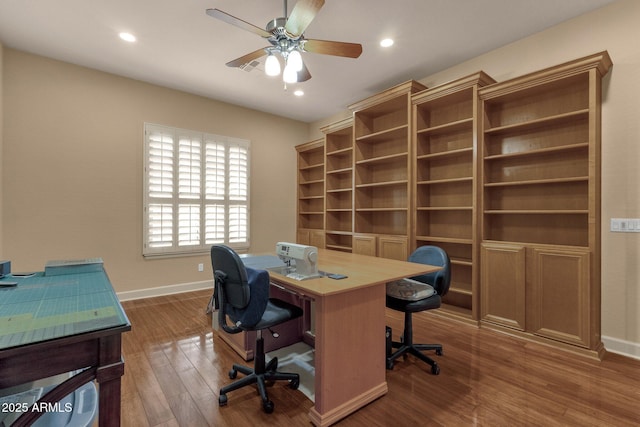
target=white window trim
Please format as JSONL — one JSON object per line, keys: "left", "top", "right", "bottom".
{"left": 143, "top": 123, "right": 250, "bottom": 257}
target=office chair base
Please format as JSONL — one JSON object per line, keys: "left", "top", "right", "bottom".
{"left": 387, "top": 337, "right": 443, "bottom": 375}
{"left": 219, "top": 368, "right": 300, "bottom": 413}
{"left": 219, "top": 339, "right": 300, "bottom": 413}
{"left": 385, "top": 310, "right": 443, "bottom": 374}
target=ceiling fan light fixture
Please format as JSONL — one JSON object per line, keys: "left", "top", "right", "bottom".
{"left": 265, "top": 53, "right": 281, "bottom": 76}
{"left": 207, "top": 0, "right": 363, "bottom": 87}
{"left": 283, "top": 63, "right": 298, "bottom": 83}
{"left": 288, "top": 49, "right": 303, "bottom": 72}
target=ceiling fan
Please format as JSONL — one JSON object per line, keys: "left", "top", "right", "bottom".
{"left": 206, "top": 0, "right": 362, "bottom": 84}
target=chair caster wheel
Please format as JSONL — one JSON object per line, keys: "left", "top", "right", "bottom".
{"left": 290, "top": 378, "right": 300, "bottom": 390}
{"left": 228, "top": 369, "right": 237, "bottom": 379}
{"left": 263, "top": 400, "right": 274, "bottom": 414}
{"left": 436, "top": 349, "right": 443, "bottom": 356}
{"left": 386, "top": 360, "right": 394, "bottom": 370}
{"left": 431, "top": 364, "right": 440, "bottom": 375}
{"left": 218, "top": 394, "right": 228, "bottom": 406}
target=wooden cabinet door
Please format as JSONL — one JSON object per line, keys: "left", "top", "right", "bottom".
{"left": 481, "top": 243, "right": 526, "bottom": 330}
{"left": 352, "top": 234, "right": 376, "bottom": 256}
{"left": 309, "top": 230, "right": 326, "bottom": 249}
{"left": 377, "top": 235, "right": 408, "bottom": 261}
{"left": 297, "top": 229, "right": 310, "bottom": 245}
{"left": 529, "top": 247, "right": 591, "bottom": 347}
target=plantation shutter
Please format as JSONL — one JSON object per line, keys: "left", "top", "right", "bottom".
{"left": 144, "top": 124, "right": 250, "bottom": 256}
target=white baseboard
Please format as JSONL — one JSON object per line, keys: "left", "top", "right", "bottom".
{"left": 602, "top": 335, "right": 640, "bottom": 361}
{"left": 117, "top": 280, "right": 213, "bottom": 302}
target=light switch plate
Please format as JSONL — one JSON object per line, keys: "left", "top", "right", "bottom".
{"left": 611, "top": 218, "right": 640, "bottom": 232}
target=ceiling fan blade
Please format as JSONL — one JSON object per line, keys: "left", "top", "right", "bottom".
{"left": 297, "top": 63, "right": 312, "bottom": 82}
{"left": 303, "top": 39, "right": 363, "bottom": 58}
{"left": 285, "top": 0, "right": 325, "bottom": 38}
{"left": 206, "top": 8, "right": 271, "bottom": 38}
{"left": 226, "top": 48, "right": 268, "bottom": 68}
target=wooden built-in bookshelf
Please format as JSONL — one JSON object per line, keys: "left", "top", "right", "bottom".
{"left": 349, "top": 81, "right": 427, "bottom": 260}
{"left": 479, "top": 52, "right": 611, "bottom": 356}
{"left": 294, "top": 51, "right": 611, "bottom": 356}
{"left": 412, "top": 72, "right": 496, "bottom": 322}
{"left": 296, "top": 139, "right": 325, "bottom": 247}
{"left": 321, "top": 118, "right": 354, "bottom": 252}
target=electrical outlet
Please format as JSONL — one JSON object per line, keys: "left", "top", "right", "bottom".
{"left": 198, "top": 263, "right": 204, "bottom": 272}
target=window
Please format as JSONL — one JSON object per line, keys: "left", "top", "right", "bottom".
{"left": 143, "top": 123, "right": 250, "bottom": 256}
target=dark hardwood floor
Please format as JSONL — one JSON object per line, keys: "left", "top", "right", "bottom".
{"left": 120, "top": 290, "right": 640, "bottom": 426}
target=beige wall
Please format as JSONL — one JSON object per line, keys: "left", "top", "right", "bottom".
{"left": 310, "top": 0, "right": 640, "bottom": 353}
{"left": 2, "top": 49, "right": 308, "bottom": 293}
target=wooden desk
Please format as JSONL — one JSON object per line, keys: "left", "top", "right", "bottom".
{"left": 0, "top": 268, "right": 131, "bottom": 427}
{"left": 267, "top": 249, "right": 439, "bottom": 427}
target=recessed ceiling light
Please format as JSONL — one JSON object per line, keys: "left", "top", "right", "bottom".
{"left": 119, "top": 32, "right": 136, "bottom": 43}
{"left": 294, "top": 90, "right": 304, "bottom": 97}
{"left": 380, "top": 38, "right": 394, "bottom": 48}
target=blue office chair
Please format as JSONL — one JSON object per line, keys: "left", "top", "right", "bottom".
{"left": 385, "top": 245, "right": 451, "bottom": 374}
{"left": 211, "top": 245, "right": 303, "bottom": 414}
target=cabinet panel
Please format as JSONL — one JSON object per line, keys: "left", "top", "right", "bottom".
{"left": 297, "top": 229, "right": 310, "bottom": 245}
{"left": 352, "top": 234, "right": 376, "bottom": 256}
{"left": 377, "top": 236, "right": 408, "bottom": 261}
{"left": 296, "top": 228, "right": 324, "bottom": 248}
{"left": 530, "top": 247, "right": 590, "bottom": 347}
{"left": 309, "top": 230, "right": 326, "bottom": 249}
{"left": 481, "top": 243, "right": 526, "bottom": 330}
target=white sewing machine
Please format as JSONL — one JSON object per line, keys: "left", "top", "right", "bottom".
{"left": 275, "top": 242, "right": 322, "bottom": 280}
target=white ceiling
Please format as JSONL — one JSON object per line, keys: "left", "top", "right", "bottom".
{"left": 0, "top": 0, "right": 615, "bottom": 123}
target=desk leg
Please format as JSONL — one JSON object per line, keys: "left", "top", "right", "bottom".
{"left": 309, "top": 284, "right": 388, "bottom": 426}
{"left": 97, "top": 335, "right": 125, "bottom": 427}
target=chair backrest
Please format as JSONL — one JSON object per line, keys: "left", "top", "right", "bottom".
{"left": 210, "top": 244, "right": 270, "bottom": 332}
{"left": 408, "top": 246, "right": 452, "bottom": 297}
{"left": 211, "top": 244, "right": 250, "bottom": 309}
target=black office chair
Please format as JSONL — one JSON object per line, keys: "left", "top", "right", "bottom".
{"left": 385, "top": 245, "right": 451, "bottom": 375}
{"left": 211, "top": 245, "right": 303, "bottom": 413}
